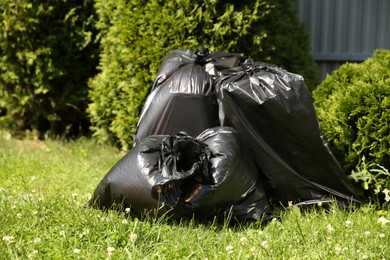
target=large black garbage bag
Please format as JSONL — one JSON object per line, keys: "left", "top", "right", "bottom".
{"left": 215, "top": 62, "right": 360, "bottom": 205}
{"left": 89, "top": 127, "right": 269, "bottom": 221}
{"left": 133, "top": 49, "right": 245, "bottom": 145}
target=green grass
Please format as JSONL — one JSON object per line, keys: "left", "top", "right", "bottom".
{"left": 0, "top": 132, "right": 389, "bottom": 259}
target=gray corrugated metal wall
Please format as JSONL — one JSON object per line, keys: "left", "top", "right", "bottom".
{"left": 294, "top": 0, "right": 390, "bottom": 81}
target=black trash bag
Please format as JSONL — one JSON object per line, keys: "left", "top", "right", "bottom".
{"left": 133, "top": 49, "right": 246, "bottom": 145}
{"left": 152, "top": 49, "right": 246, "bottom": 90}
{"left": 215, "top": 62, "right": 360, "bottom": 206}
{"left": 89, "top": 127, "right": 269, "bottom": 221}
{"left": 88, "top": 135, "right": 163, "bottom": 214}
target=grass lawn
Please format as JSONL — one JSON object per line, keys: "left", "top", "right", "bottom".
{"left": 0, "top": 132, "right": 389, "bottom": 259}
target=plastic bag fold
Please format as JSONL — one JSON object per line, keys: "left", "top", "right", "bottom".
{"left": 133, "top": 49, "right": 246, "bottom": 145}
{"left": 89, "top": 127, "right": 269, "bottom": 220}
{"left": 215, "top": 61, "right": 360, "bottom": 205}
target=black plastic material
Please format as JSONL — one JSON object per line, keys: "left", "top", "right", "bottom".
{"left": 215, "top": 61, "right": 360, "bottom": 205}
{"left": 89, "top": 127, "right": 269, "bottom": 220}
{"left": 90, "top": 49, "right": 361, "bottom": 221}
{"left": 133, "top": 49, "right": 245, "bottom": 145}
{"left": 152, "top": 49, "right": 246, "bottom": 90}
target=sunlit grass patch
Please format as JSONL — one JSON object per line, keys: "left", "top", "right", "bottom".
{"left": 0, "top": 134, "right": 389, "bottom": 259}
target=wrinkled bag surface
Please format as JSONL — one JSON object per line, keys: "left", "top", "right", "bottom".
{"left": 89, "top": 127, "right": 269, "bottom": 220}
{"left": 133, "top": 49, "right": 245, "bottom": 145}
{"left": 215, "top": 61, "right": 360, "bottom": 205}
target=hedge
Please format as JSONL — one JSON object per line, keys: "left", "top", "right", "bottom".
{"left": 88, "top": 0, "right": 319, "bottom": 150}
{"left": 0, "top": 0, "right": 99, "bottom": 137}
{"left": 313, "top": 50, "right": 390, "bottom": 202}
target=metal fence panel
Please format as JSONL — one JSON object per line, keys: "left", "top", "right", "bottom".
{"left": 294, "top": 0, "right": 390, "bottom": 80}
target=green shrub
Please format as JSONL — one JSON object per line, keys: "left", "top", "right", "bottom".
{"left": 349, "top": 156, "right": 389, "bottom": 204}
{"left": 0, "top": 0, "right": 99, "bottom": 137}
{"left": 313, "top": 50, "right": 390, "bottom": 202}
{"left": 89, "top": 0, "right": 318, "bottom": 150}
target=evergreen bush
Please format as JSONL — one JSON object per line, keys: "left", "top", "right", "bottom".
{"left": 0, "top": 0, "right": 99, "bottom": 137}
{"left": 313, "top": 50, "right": 390, "bottom": 202}
{"left": 89, "top": 0, "right": 318, "bottom": 150}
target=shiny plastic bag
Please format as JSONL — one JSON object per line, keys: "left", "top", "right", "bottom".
{"left": 133, "top": 49, "right": 245, "bottom": 145}
{"left": 215, "top": 61, "right": 360, "bottom": 206}
{"left": 89, "top": 127, "right": 269, "bottom": 221}
{"left": 152, "top": 49, "right": 245, "bottom": 90}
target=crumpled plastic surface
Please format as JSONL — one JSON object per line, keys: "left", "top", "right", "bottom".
{"left": 152, "top": 49, "right": 246, "bottom": 90}
{"left": 133, "top": 49, "right": 245, "bottom": 145}
{"left": 89, "top": 127, "right": 269, "bottom": 220}
{"left": 90, "top": 49, "right": 361, "bottom": 222}
{"left": 215, "top": 61, "right": 360, "bottom": 205}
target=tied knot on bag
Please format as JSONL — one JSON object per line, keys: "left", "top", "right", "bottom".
{"left": 194, "top": 48, "right": 211, "bottom": 66}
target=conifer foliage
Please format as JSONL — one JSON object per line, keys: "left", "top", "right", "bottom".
{"left": 89, "top": 0, "right": 318, "bottom": 149}
{"left": 0, "top": 0, "right": 99, "bottom": 137}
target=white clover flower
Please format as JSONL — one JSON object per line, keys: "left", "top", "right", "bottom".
{"left": 225, "top": 245, "right": 233, "bottom": 250}
{"left": 250, "top": 246, "right": 257, "bottom": 255}
{"left": 107, "top": 246, "right": 115, "bottom": 255}
{"left": 27, "top": 249, "right": 39, "bottom": 258}
{"left": 121, "top": 219, "right": 128, "bottom": 225}
{"left": 364, "top": 231, "right": 371, "bottom": 236}
{"left": 383, "top": 188, "right": 390, "bottom": 202}
{"left": 326, "top": 224, "right": 334, "bottom": 233}
{"left": 377, "top": 216, "right": 390, "bottom": 225}
{"left": 34, "top": 237, "right": 41, "bottom": 244}
{"left": 125, "top": 208, "right": 131, "bottom": 213}
{"left": 261, "top": 240, "right": 269, "bottom": 249}
{"left": 345, "top": 220, "right": 352, "bottom": 227}
{"left": 240, "top": 237, "right": 247, "bottom": 244}
{"left": 2, "top": 236, "right": 15, "bottom": 245}
{"left": 225, "top": 245, "right": 234, "bottom": 254}
{"left": 378, "top": 233, "right": 385, "bottom": 238}
{"left": 16, "top": 213, "right": 22, "bottom": 219}
{"left": 130, "top": 233, "right": 137, "bottom": 243}
{"left": 73, "top": 248, "right": 81, "bottom": 254}
{"left": 11, "top": 205, "right": 16, "bottom": 209}
{"left": 33, "top": 211, "right": 38, "bottom": 215}
{"left": 335, "top": 247, "right": 342, "bottom": 255}
{"left": 60, "top": 230, "right": 65, "bottom": 236}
